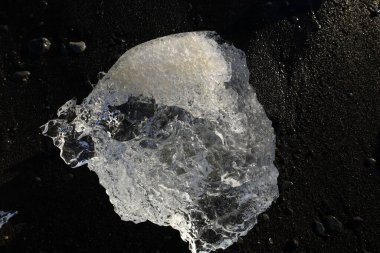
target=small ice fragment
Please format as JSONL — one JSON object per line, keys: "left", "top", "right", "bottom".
{"left": 0, "top": 211, "right": 17, "bottom": 230}
{"left": 42, "top": 32, "right": 279, "bottom": 253}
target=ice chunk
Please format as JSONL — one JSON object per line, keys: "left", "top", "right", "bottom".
{"left": 41, "top": 32, "right": 279, "bottom": 253}
{"left": 0, "top": 211, "right": 17, "bottom": 230}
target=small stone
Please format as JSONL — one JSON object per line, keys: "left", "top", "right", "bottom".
{"left": 263, "top": 1, "right": 274, "bottom": 9}
{"left": 28, "top": 37, "right": 51, "bottom": 55}
{"left": 364, "top": 157, "right": 376, "bottom": 168}
{"left": 68, "top": 41, "right": 86, "bottom": 54}
{"left": 349, "top": 216, "right": 364, "bottom": 230}
{"left": 312, "top": 221, "right": 327, "bottom": 237}
{"left": 268, "top": 237, "right": 274, "bottom": 245}
{"left": 281, "top": 180, "right": 293, "bottom": 191}
{"left": 13, "top": 71, "right": 31, "bottom": 82}
{"left": 280, "top": 180, "right": 293, "bottom": 192}
{"left": 0, "top": 24, "right": 9, "bottom": 32}
{"left": 262, "top": 213, "right": 270, "bottom": 221}
{"left": 285, "top": 238, "right": 299, "bottom": 252}
{"left": 324, "top": 215, "right": 343, "bottom": 234}
{"left": 40, "top": 0, "right": 48, "bottom": 9}
{"left": 35, "top": 176, "right": 42, "bottom": 182}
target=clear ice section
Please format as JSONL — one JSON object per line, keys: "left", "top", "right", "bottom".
{"left": 41, "top": 32, "right": 279, "bottom": 253}
{"left": 0, "top": 211, "right": 17, "bottom": 230}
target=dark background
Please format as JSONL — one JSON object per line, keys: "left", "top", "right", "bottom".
{"left": 0, "top": 0, "right": 379, "bottom": 252}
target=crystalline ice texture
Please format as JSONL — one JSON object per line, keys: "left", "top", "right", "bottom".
{"left": 0, "top": 211, "right": 17, "bottom": 230}
{"left": 41, "top": 32, "right": 279, "bottom": 253}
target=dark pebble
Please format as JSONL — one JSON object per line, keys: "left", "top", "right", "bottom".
{"left": 264, "top": 1, "right": 273, "bottom": 7}
{"left": 28, "top": 37, "right": 51, "bottom": 55}
{"left": 13, "top": 71, "right": 31, "bottom": 82}
{"left": 365, "top": 157, "right": 376, "bottom": 168}
{"left": 285, "top": 238, "right": 299, "bottom": 252}
{"left": 262, "top": 213, "right": 270, "bottom": 221}
{"left": 281, "top": 180, "right": 293, "bottom": 192}
{"left": 312, "top": 221, "right": 328, "bottom": 237}
{"left": 324, "top": 215, "right": 343, "bottom": 234}
{"left": 40, "top": 0, "right": 48, "bottom": 9}
{"left": 0, "top": 24, "right": 9, "bottom": 32}
{"left": 349, "top": 216, "right": 364, "bottom": 230}
{"left": 68, "top": 41, "right": 86, "bottom": 53}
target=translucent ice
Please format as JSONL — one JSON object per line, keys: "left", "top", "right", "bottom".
{"left": 0, "top": 211, "right": 17, "bottom": 230}
{"left": 41, "top": 32, "right": 279, "bottom": 253}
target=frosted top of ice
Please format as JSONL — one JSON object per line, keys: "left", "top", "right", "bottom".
{"left": 104, "top": 32, "right": 231, "bottom": 118}
{"left": 42, "top": 32, "right": 279, "bottom": 253}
